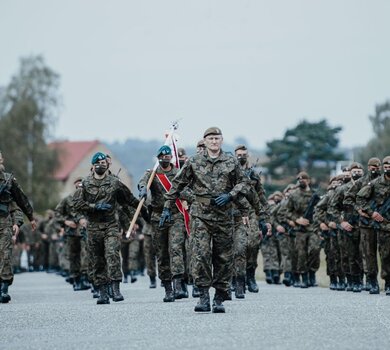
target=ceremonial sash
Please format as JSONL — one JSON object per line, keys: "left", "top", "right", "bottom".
{"left": 156, "top": 173, "right": 190, "bottom": 236}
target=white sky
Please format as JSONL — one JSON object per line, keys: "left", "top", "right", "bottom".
{"left": 1, "top": 0, "right": 389, "bottom": 149}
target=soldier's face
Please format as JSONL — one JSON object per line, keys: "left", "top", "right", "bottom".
{"left": 384, "top": 164, "right": 390, "bottom": 177}
{"left": 235, "top": 150, "right": 248, "bottom": 165}
{"left": 204, "top": 135, "right": 223, "bottom": 152}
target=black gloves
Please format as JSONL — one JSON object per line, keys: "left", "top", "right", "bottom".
{"left": 258, "top": 219, "right": 268, "bottom": 235}
{"left": 95, "top": 203, "right": 112, "bottom": 211}
{"left": 139, "top": 186, "right": 147, "bottom": 200}
{"left": 159, "top": 208, "right": 172, "bottom": 228}
{"left": 215, "top": 193, "right": 232, "bottom": 206}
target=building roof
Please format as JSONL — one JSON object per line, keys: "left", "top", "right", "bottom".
{"left": 49, "top": 140, "right": 100, "bottom": 181}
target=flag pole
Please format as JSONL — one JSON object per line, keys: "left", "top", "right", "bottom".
{"left": 126, "top": 121, "right": 179, "bottom": 238}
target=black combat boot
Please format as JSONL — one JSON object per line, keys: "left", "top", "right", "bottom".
{"left": 173, "top": 278, "right": 186, "bottom": 299}
{"left": 247, "top": 268, "right": 259, "bottom": 292}
{"left": 212, "top": 291, "right": 226, "bottom": 313}
{"left": 79, "top": 274, "right": 90, "bottom": 290}
{"left": 300, "top": 273, "right": 308, "bottom": 288}
{"left": 73, "top": 276, "right": 82, "bottom": 291}
{"left": 129, "top": 270, "right": 137, "bottom": 283}
{"left": 149, "top": 276, "right": 157, "bottom": 288}
{"left": 91, "top": 284, "right": 99, "bottom": 299}
{"left": 96, "top": 284, "right": 110, "bottom": 304}
{"left": 336, "top": 277, "right": 346, "bottom": 291}
{"left": 112, "top": 281, "right": 124, "bottom": 302}
{"left": 385, "top": 281, "right": 390, "bottom": 296}
{"left": 282, "top": 272, "right": 292, "bottom": 287}
{"left": 265, "top": 270, "right": 273, "bottom": 284}
{"left": 192, "top": 285, "right": 200, "bottom": 298}
{"left": 308, "top": 271, "right": 318, "bottom": 287}
{"left": 365, "top": 278, "right": 372, "bottom": 292}
{"left": 181, "top": 280, "right": 189, "bottom": 298}
{"left": 352, "top": 275, "right": 362, "bottom": 293}
{"left": 0, "top": 282, "right": 11, "bottom": 303}
{"left": 369, "top": 278, "right": 380, "bottom": 295}
{"left": 230, "top": 276, "right": 236, "bottom": 292}
{"left": 346, "top": 275, "right": 353, "bottom": 292}
{"left": 272, "top": 270, "right": 281, "bottom": 284}
{"left": 235, "top": 276, "right": 245, "bottom": 299}
{"left": 107, "top": 283, "right": 114, "bottom": 299}
{"left": 194, "top": 287, "right": 211, "bottom": 312}
{"left": 329, "top": 275, "right": 337, "bottom": 290}
{"left": 162, "top": 281, "right": 175, "bottom": 302}
{"left": 293, "top": 273, "right": 301, "bottom": 288}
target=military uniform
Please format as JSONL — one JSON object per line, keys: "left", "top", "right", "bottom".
{"left": 0, "top": 171, "right": 35, "bottom": 303}
{"left": 357, "top": 160, "right": 390, "bottom": 295}
{"left": 142, "top": 222, "right": 157, "bottom": 287}
{"left": 73, "top": 153, "right": 141, "bottom": 304}
{"left": 163, "top": 127, "right": 248, "bottom": 313}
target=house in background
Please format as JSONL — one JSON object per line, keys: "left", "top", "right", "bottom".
{"left": 49, "top": 140, "right": 133, "bottom": 199}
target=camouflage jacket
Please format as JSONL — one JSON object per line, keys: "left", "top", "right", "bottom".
{"left": 285, "top": 187, "right": 316, "bottom": 231}
{"left": 73, "top": 173, "right": 139, "bottom": 225}
{"left": 139, "top": 166, "right": 181, "bottom": 222}
{"left": 164, "top": 150, "right": 249, "bottom": 221}
{"left": 55, "top": 193, "right": 84, "bottom": 236}
{"left": 328, "top": 182, "right": 354, "bottom": 224}
{"left": 313, "top": 188, "right": 336, "bottom": 225}
{"left": 343, "top": 173, "right": 376, "bottom": 227}
{"left": 0, "top": 171, "right": 34, "bottom": 224}
{"left": 356, "top": 175, "right": 390, "bottom": 231}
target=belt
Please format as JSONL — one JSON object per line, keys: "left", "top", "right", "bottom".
{"left": 88, "top": 214, "right": 116, "bottom": 223}
{"left": 195, "top": 195, "right": 216, "bottom": 205}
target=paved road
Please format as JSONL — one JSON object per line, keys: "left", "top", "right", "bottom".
{"left": 1, "top": 272, "right": 390, "bottom": 350}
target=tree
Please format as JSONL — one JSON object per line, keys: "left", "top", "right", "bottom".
{"left": 265, "top": 119, "right": 344, "bottom": 183}
{"left": 0, "top": 55, "right": 61, "bottom": 212}
{"left": 358, "top": 100, "right": 390, "bottom": 164}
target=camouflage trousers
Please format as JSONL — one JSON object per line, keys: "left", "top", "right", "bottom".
{"left": 330, "top": 234, "right": 344, "bottom": 279}
{"left": 295, "top": 230, "right": 321, "bottom": 273}
{"left": 190, "top": 216, "right": 233, "bottom": 293}
{"left": 68, "top": 236, "right": 88, "bottom": 279}
{"left": 57, "top": 240, "right": 69, "bottom": 272}
{"left": 151, "top": 213, "right": 186, "bottom": 281}
{"left": 0, "top": 226, "right": 14, "bottom": 284}
{"left": 233, "top": 218, "right": 248, "bottom": 278}
{"left": 360, "top": 227, "right": 378, "bottom": 279}
{"left": 49, "top": 240, "right": 59, "bottom": 269}
{"left": 246, "top": 213, "right": 261, "bottom": 271}
{"left": 343, "top": 229, "right": 363, "bottom": 278}
{"left": 278, "top": 234, "right": 294, "bottom": 273}
{"left": 87, "top": 222, "right": 122, "bottom": 287}
{"left": 143, "top": 234, "right": 157, "bottom": 278}
{"left": 378, "top": 230, "right": 390, "bottom": 281}
{"left": 260, "top": 235, "right": 280, "bottom": 271}
{"left": 125, "top": 239, "right": 140, "bottom": 272}
{"left": 322, "top": 236, "right": 332, "bottom": 276}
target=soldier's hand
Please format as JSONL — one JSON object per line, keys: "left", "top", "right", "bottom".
{"left": 139, "top": 186, "right": 148, "bottom": 200}
{"left": 296, "top": 217, "right": 309, "bottom": 226}
{"left": 65, "top": 220, "right": 77, "bottom": 229}
{"left": 242, "top": 217, "right": 250, "bottom": 226}
{"left": 276, "top": 225, "right": 286, "bottom": 234}
{"left": 95, "top": 203, "right": 112, "bottom": 211}
{"left": 328, "top": 221, "right": 337, "bottom": 229}
{"left": 215, "top": 193, "right": 232, "bottom": 206}
{"left": 159, "top": 208, "right": 172, "bottom": 228}
{"left": 30, "top": 219, "right": 37, "bottom": 231}
{"left": 79, "top": 218, "right": 88, "bottom": 227}
{"left": 358, "top": 209, "right": 370, "bottom": 218}
{"left": 288, "top": 220, "right": 296, "bottom": 227}
{"left": 340, "top": 221, "right": 353, "bottom": 231}
{"left": 320, "top": 223, "right": 328, "bottom": 231}
{"left": 372, "top": 211, "right": 384, "bottom": 222}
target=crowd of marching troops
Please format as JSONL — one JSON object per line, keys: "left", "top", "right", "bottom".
{"left": 1, "top": 127, "right": 390, "bottom": 313}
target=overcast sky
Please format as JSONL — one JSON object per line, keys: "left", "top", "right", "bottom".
{"left": 1, "top": 0, "right": 389, "bottom": 150}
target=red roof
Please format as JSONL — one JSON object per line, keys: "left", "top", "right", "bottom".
{"left": 49, "top": 140, "right": 100, "bottom": 181}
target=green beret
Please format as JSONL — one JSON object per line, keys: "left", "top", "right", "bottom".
{"left": 203, "top": 127, "right": 222, "bottom": 138}
{"left": 235, "top": 144, "right": 247, "bottom": 152}
{"left": 157, "top": 145, "right": 172, "bottom": 157}
{"left": 350, "top": 162, "right": 363, "bottom": 170}
{"left": 296, "top": 171, "right": 310, "bottom": 180}
{"left": 383, "top": 156, "right": 390, "bottom": 165}
{"left": 178, "top": 148, "right": 186, "bottom": 157}
{"left": 91, "top": 152, "right": 106, "bottom": 164}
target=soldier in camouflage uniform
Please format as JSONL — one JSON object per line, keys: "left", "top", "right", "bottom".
{"left": 0, "top": 153, "right": 36, "bottom": 303}
{"left": 161, "top": 127, "right": 250, "bottom": 313}
{"left": 73, "top": 152, "right": 146, "bottom": 304}
{"left": 142, "top": 221, "right": 157, "bottom": 288}
{"left": 344, "top": 157, "right": 382, "bottom": 292}
{"left": 313, "top": 176, "right": 342, "bottom": 289}
{"left": 356, "top": 156, "right": 390, "bottom": 295}
{"left": 55, "top": 177, "right": 89, "bottom": 291}
{"left": 285, "top": 172, "right": 321, "bottom": 288}
{"left": 138, "top": 145, "right": 188, "bottom": 302}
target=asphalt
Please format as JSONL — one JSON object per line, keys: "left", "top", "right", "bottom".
{"left": 1, "top": 272, "right": 390, "bottom": 350}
